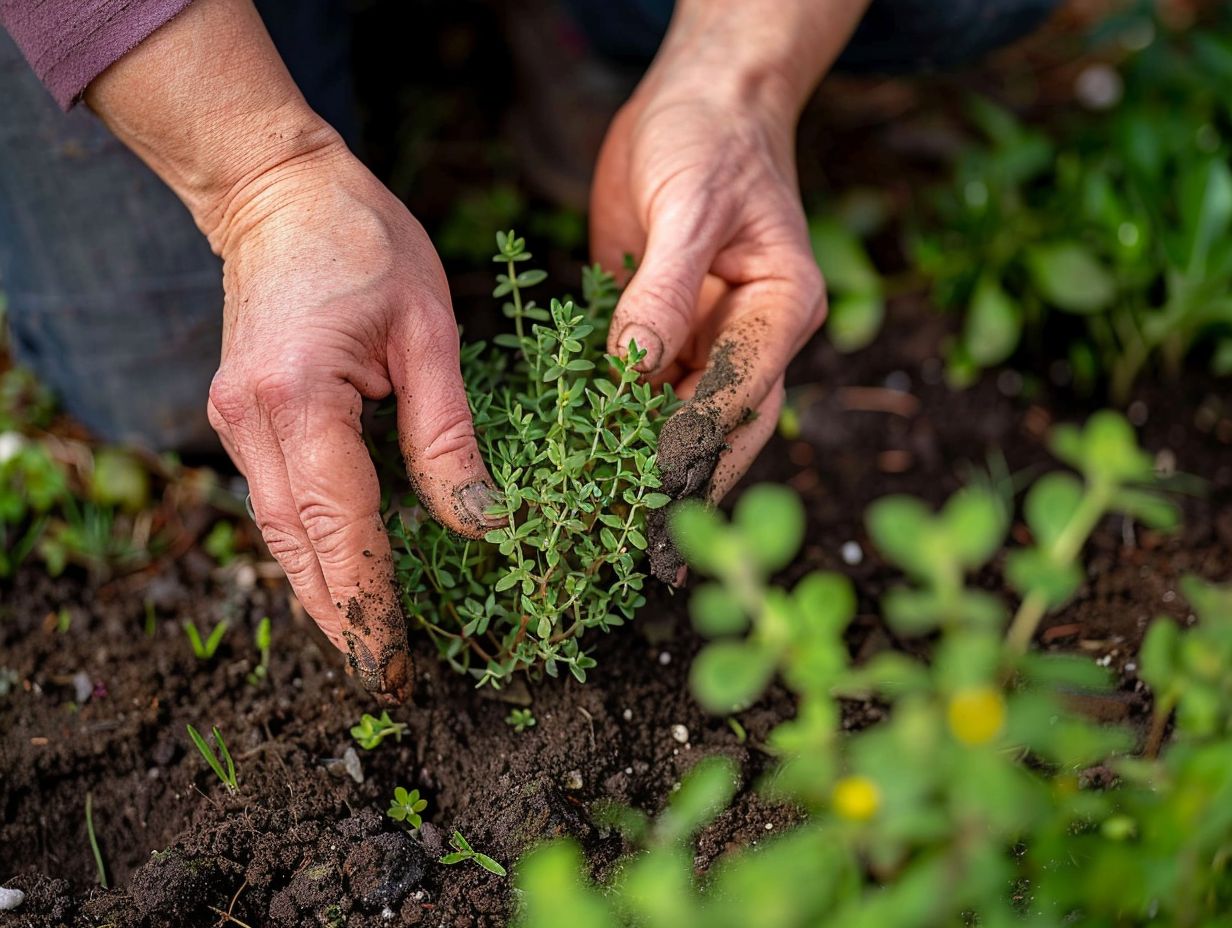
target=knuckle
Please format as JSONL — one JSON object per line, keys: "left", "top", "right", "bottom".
{"left": 260, "top": 521, "right": 316, "bottom": 579}
{"left": 418, "top": 405, "right": 478, "bottom": 464}
{"left": 252, "top": 367, "right": 314, "bottom": 414}
{"left": 207, "top": 373, "right": 249, "bottom": 426}
{"left": 625, "top": 273, "right": 695, "bottom": 331}
{"left": 297, "top": 501, "right": 354, "bottom": 555}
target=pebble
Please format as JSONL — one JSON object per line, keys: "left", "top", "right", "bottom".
{"left": 343, "top": 747, "right": 364, "bottom": 784}
{"left": 1075, "top": 63, "right": 1124, "bottom": 110}
{"left": 564, "top": 769, "right": 583, "bottom": 791}
{"left": 621, "top": 708, "right": 633, "bottom": 722}
{"left": 658, "top": 652, "right": 672, "bottom": 666}
{"left": 0, "top": 432, "right": 24, "bottom": 466}
{"left": 72, "top": 672, "right": 93, "bottom": 705}
{"left": 840, "top": 541, "right": 863, "bottom": 566}
{"left": 884, "top": 370, "right": 911, "bottom": 393}
{"left": 671, "top": 724, "right": 690, "bottom": 744}
{"left": 1154, "top": 449, "right": 1176, "bottom": 477}
{"left": 0, "top": 888, "right": 24, "bottom": 911}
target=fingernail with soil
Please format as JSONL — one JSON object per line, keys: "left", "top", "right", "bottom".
{"left": 347, "top": 633, "right": 413, "bottom": 704}
{"left": 617, "top": 323, "right": 662, "bottom": 372}
{"left": 458, "top": 481, "right": 506, "bottom": 528}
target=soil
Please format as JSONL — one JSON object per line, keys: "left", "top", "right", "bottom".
{"left": 3, "top": 298, "right": 1230, "bottom": 927}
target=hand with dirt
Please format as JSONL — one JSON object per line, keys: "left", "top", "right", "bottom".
{"left": 85, "top": 0, "right": 500, "bottom": 702}
{"left": 590, "top": 0, "right": 869, "bottom": 580}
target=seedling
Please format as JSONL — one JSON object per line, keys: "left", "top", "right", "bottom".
{"left": 184, "top": 619, "right": 228, "bottom": 661}
{"left": 349, "top": 711, "right": 407, "bottom": 750}
{"left": 203, "top": 520, "right": 239, "bottom": 566}
{"left": 386, "top": 787, "right": 428, "bottom": 829}
{"left": 246, "top": 616, "right": 272, "bottom": 686}
{"left": 505, "top": 708, "right": 536, "bottom": 733}
{"left": 186, "top": 724, "right": 238, "bottom": 793}
{"left": 439, "top": 830, "right": 506, "bottom": 877}
{"left": 1004, "top": 411, "right": 1177, "bottom": 653}
{"left": 85, "top": 791, "right": 107, "bottom": 889}
{"left": 384, "top": 231, "right": 676, "bottom": 687}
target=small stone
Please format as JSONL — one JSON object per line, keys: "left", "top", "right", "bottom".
{"left": 72, "top": 672, "right": 93, "bottom": 704}
{"left": 671, "top": 724, "right": 689, "bottom": 744}
{"left": 0, "top": 432, "right": 25, "bottom": 466}
{"left": 840, "top": 541, "right": 863, "bottom": 566}
{"left": 564, "top": 769, "right": 583, "bottom": 791}
{"left": 884, "top": 370, "right": 911, "bottom": 393}
{"left": 621, "top": 708, "right": 633, "bottom": 722}
{"left": 1154, "top": 449, "right": 1176, "bottom": 477}
{"left": 1075, "top": 63, "right": 1123, "bottom": 110}
{"left": 625, "top": 766, "right": 633, "bottom": 775}
{"left": 658, "top": 652, "right": 672, "bottom": 666}
{"left": 0, "top": 887, "right": 25, "bottom": 911}
{"left": 764, "top": 822, "right": 774, "bottom": 830}
{"left": 1162, "top": 590, "right": 1176, "bottom": 604}
{"left": 235, "top": 564, "right": 257, "bottom": 590}
{"left": 343, "top": 747, "right": 364, "bottom": 784}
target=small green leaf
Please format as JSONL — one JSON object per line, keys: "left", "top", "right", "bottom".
{"left": 963, "top": 275, "right": 1021, "bottom": 366}
{"left": 1026, "top": 242, "right": 1116, "bottom": 314}
{"left": 733, "top": 484, "right": 805, "bottom": 572}
{"left": 689, "top": 582, "right": 748, "bottom": 637}
{"left": 940, "top": 487, "right": 1005, "bottom": 569}
{"left": 690, "top": 641, "right": 777, "bottom": 713}
{"left": 1005, "top": 548, "right": 1083, "bottom": 609}
{"left": 1024, "top": 473, "right": 1084, "bottom": 548}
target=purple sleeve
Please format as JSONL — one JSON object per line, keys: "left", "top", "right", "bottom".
{"left": 0, "top": 0, "right": 196, "bottom": 109}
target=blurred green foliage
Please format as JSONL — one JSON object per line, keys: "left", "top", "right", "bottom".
{"left": 514, "top": 412, "right": 1229, "bottom": 926}
{"left": 914, "top": 19, "right": 1232, "bottom": 398}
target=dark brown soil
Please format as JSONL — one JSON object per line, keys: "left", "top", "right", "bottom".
{"left": 3, "top": 297, "right": 1230, "bottom": 927}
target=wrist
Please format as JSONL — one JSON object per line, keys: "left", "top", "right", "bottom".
{"left": 640, "top": 0, "right": 869, "bottom": 126}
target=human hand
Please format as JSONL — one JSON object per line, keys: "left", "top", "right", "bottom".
{"left": 204, "top": 142, "right": 502, "bottom": 702}
{"left": 590, "top": 70, "right": 826, "bottom": 510}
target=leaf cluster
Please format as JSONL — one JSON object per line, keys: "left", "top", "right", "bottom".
{"left": 350, "top": 711, "right": 408, "bottom": 750}
{"left": 384, "top": 232, "right": 676, "bottom": 687}
{"left": 913, "top": 20, "right": 1232, "bottom": 397}
{"left": 513, "top": 411, "right": 1232, "bottom": 926}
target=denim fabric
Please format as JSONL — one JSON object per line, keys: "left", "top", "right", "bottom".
{"left": 0, "top": 0, "right": 355, "bottom": 451}
{"left": 561, "top": 0, "right": 1060, "bottom": 70}
{"left": 0, "top": 0, "right": 1056, "bottom": 451}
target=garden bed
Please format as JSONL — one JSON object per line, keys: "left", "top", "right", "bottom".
{"left": 3, "top": 299, "right": 1229, "bottom": 927}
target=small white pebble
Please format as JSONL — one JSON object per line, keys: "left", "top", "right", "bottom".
{"left": 658, "top": 651, "right": 672, "bottom": 666}
{"left": 625, "top": 766, "right": 633, "bottom": 775}
{"left": 564, "top": 769, "right": 583, "bottom": 790}
{"left": 621, "top": 708, "right": 633, "bottom": 722}
{"left": 1097, "top": 654, "right": 1113, "bottom": 667}
{"left": 671, "top": 724, "right": 690, "bottom": 744}
{"left": 235, "top": 564, "right": 257, "bottom": 590}
{"left": 1075, "top": 63, "right": 1123, "bottom": 110}
{"left": 884, "top": 370, "right": 911, "bottom": 392}
{"left": 1124, "top": 662, "right": 1137, "bottom": 673}
{"left": 764, "top": 822, "right": 774, "bottom": 831}
{"left": 381, "top": 906, "right": 395, "bottom": 921}
{"left": 72, "top": 671, "right": 93, "bottom": 704}
{"left": 1163, "top": 590, "right": 1176, "bottom": 603}
{"left": 1154, "top": 448, "right": 1176, "bottom": 477}
{"left": 0, "top": 888, "right": 25, "bottom": 911}
{"left": 0, "top": 432, "right": 24, "bottom": 466}
{"left": 840, "top": 541, "right": 863, "bottom": 566}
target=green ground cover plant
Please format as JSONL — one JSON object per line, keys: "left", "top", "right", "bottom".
{"left": 350, "top": 711, "right": 408, "bottom": 750}
{"left": 387, "top": 787, "right": 428, "bottom": 829}
{"left": 440, "top": 830, "right": 507, "bottom": 878}
{"left": 383, "top": 232, "right": 676, "bottom": 688}
{"left": 185, "top": 724, "right": 238, "bottom": 794}
{"left": 913, "top": 17, "right": 1232, "bottom": 397}
{"left": 513, "top": 411, "right": 1232, "bottom": 926}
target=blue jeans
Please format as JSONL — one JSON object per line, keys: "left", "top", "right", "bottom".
{"left": 0, "top": 0, "right": 1057, "bottom": 451}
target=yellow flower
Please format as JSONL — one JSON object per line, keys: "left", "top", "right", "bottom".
{"left": 947, "top": 686, "right": 1006, "bottom": 746}
{"left": 832, "top": 775, "right": 880, "bottom": 821}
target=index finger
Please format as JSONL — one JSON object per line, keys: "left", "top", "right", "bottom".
{"left": 271, "top": 385, "right": 412, "bottom": 703}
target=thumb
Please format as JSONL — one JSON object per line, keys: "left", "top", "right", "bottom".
{"left": 389, "top": 314, "right": 504, "bottom": 539}
{"left": 606, "top": 189, "right": 734, "bottom": 374}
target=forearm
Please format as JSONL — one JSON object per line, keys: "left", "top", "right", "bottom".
{"left": 644, "top": 0, "right": 870, "bottom": 125}
{"left": 83, "top": 0, "right": 343, "bottom": 252}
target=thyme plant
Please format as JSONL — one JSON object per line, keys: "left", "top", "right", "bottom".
{"left": 386, "top": 232, "right": 676, "bottom": 687}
